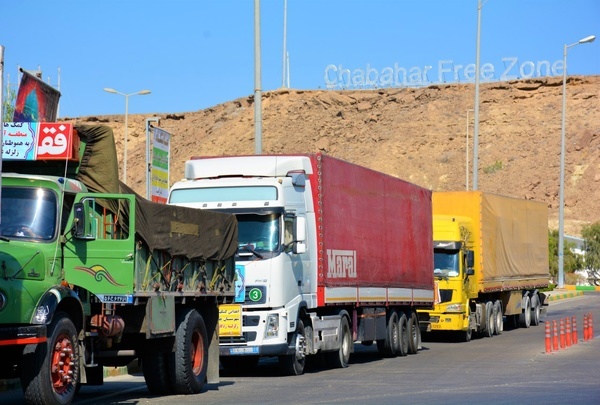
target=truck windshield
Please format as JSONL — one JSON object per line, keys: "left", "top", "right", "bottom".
{"left": 237, "top": 213, "right": 280, "bottom": 256}
{"left": 433, "top": 250, "right": 459, "bottom": 277}
{"left": 0, "top": 187, "right": 57, "bottom": 241}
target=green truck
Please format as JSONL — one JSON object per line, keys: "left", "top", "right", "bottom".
{"left": 0, "top": 123, "right": 237, "bottom": 405}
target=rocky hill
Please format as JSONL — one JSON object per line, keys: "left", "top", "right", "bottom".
{"left": 64, "top": 75, "right": 600, "bottom": 237}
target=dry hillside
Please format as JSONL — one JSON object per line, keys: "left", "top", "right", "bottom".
{"left": 64, "top": 75, "right": 600, "bottom": 237}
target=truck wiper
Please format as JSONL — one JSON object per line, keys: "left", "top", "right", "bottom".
{"left": 238, "top": 244, "right": 264, "bottom": 259}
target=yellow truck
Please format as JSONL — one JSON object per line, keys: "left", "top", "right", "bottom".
{"left": 419, "top": 191, "right": 549, "bottom": 342}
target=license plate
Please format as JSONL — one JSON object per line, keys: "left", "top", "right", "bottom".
{"left": 230, "top": 347, "right": 259, "bottom": 355}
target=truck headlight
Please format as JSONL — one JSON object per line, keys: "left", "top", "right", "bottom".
{"left": 265, "top": 314, "right": 279, "bottom": 338}
{"left": 445, "top": 303, "right": 464, "bottom": 313}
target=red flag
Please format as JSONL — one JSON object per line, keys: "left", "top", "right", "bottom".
{"left": 13, "top": 69, "right": 61, "bottom": 122}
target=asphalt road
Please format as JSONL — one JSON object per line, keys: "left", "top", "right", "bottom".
{"left": 3, "top": 292, "right": 599, "bottom": 405}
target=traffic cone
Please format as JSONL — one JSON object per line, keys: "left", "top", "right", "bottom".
{"left": 545, "top": 322, "right": 552, "bottom": 353}
{"left": 553, "top": 320, "right": 559, "bottom": 350}
{"left": 583, "top": 314, "right": 589, "bottom": 341}
{"left": 572, "top": 316, "right": 578, "bottom": 344}
{"left": 566, "top": 317, "right": 572, "bottom": 347}
{"left": 590, "top": 313, "right": 594, "bottom": 338}
{"left": 560, "top": 318, "right": 565, "bottom": 349}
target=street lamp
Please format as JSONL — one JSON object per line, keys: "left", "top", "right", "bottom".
{"left": 103, "top": 88, "right": 151, "bottom": 184}
{"left": 557, "top": 34, "right": 595, "bottom": 289}
{"left": 466, "top": 109, "right": 474, "bottom": 191}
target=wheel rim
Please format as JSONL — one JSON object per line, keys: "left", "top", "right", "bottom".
{"left": 342, "top": 324, "right": 351, "bottom": 359}
{"left": 525, "top": 297, "right": 531, "bottom": 325}
{"left": 495, "top": 303, "right": 503, "bottom": 333}
{"left": 294, "top": 330, "right": 306, "bottom": 362}
{"left": 51, "top": 333, "right": 75, "bottom": 394}
{"left": 191, "top": 329, "right": 204, "bottom": 375}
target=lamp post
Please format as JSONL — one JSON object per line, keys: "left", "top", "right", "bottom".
{"left": 466, "top": 109, "right": 474, "bottom": 191}
{"left": 103, "top": 88, "right": 151, "bottom": 184}
{"left": 557, "top": 34, "right": 595, "bottom": 289}
{"left": 472, "top": 0, "right": 484, "bottom": 191}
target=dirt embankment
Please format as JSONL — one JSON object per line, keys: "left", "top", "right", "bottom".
{"left": 64, "top": 75, "right": 600, "bottom": 237}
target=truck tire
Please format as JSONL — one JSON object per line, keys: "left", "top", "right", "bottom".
{"left": 397, "top": 312, "right": 409, "bottom": 357}
{"left": 406, "top": 310, "right": 420, "bottom": 354}
{"left": 493, "top": 300, "right": 503, "bottom": 335}
{"left": 21, "top": 311, "right": 79, "bottom": 405}
{"left": 279, "top": 319, "right": 307, "bottom": 376}
{"left": 377, "top": 311, "right": 399, "bottom": 357}
{"left": 484, "top": 301, "right": 494, "bottom": 337}
{"left": 168, "top": 308, "right": 208, "bottom": 394}
{"left": 141, "top": 350, "right": 173, "bottom": 395}
{"left": 324, "top": 316, "right": 351, "bottom": 368}
{"left": 531, "top": 293, "right": 541, "bottom": 326}
{"left": 519, "top": 294, "right": 532, "bottom": 328}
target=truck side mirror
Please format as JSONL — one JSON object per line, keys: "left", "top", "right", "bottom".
{"left": 73, "top": 201, "right": 96, "bottom": 240}
{"left": 465, "top": 250, "right": 475, "bottom": 276}
{"left": 293, "top": 216, "right": 307, "bottom": 254}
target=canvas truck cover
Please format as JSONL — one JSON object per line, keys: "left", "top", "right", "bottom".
{"left": 433, "top": 191, "right": 549, "bottom": 289}
{"left": 4, "top": 124, "right": 238, "bottom": 262}
{"left": 76, "top": 125, "right": 238, "bottom": 262}
{"left": 312, "top": 154, "right": 434, "bottom": 294}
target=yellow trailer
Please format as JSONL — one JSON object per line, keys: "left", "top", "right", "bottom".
{"left": 419, "top": 191, "right": 549, "bottom": 342}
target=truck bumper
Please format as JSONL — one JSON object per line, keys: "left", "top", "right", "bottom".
{"left": 427, "top": 312, "right": 468, "bottom": 332}
{"left": 0, "top": 324, "right": 47, "bottom": 346}
{"left": 219, "top": 342, "right": 289, "bottom": 357}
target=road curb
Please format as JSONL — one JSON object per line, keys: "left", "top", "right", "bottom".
{"left": 547, "top": 290, "right": 584, "bottom": 301}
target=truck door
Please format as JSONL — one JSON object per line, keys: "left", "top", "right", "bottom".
{"left": 64, "top": 194, "right": 136, "bottom": 296}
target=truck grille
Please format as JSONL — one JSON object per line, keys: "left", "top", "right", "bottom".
{"left": 219, "top": 315, "right": 260, "bottom": 344}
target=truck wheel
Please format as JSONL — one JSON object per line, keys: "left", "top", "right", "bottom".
{"left": 324, "top": 316, "right": 351, "bottom": 368}
{"left": 141, "top": 350, "right": 173, "bottom": 395}
{"left": 169, "top": 309, "right": 208, "bottom": 394}
{"left": 461, "top": 328, "right": 472, "bottom": 343}
{"left": 406, "top": 311, "right": 420, "bottom": 354}
{"left": 397, "top": 312, "right": 409, "bottom": 357}
{"left": 484, "top": 301, "right": 494, "bottom": 337}
{"left": 279, "top": 319, "right": 307, "bottom": 376}
{"left": 377, "top": 311, "right": 399, "bottom": 357}
{"left": 493, "top": 300, "right": 503, "bottom": 335}
{"left": 519, "top": 295, "right": 532, "bottom": 328}
{"left": 531, "top": 293, "right": 541, "bottom": 326}
{"left": 21, "top": 311, "right": 79, "bottom": 405}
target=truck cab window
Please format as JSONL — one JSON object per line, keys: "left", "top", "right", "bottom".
{"left": 284, "top": 216, "right": 294, "bottom": 252}
{"left": 0, "top": 187, "right": 57, "bottom": 240}
{"left": 433, "top": 250, "right": 459, "bottom": 277}
{"left": 237, "top": 213, "right": 280, "bottom": 254}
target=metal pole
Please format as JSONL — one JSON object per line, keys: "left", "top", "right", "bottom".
{"left": 124, "top": 94, "right": 129, "bottom": 184}
{"left": 466, "top": 109, "right": 473, "bottom": 191}
{"left": 1, "top": 45, "right": 4, "bottom": 225}
{"left": 282, "top": 0, "right": 287, "bottom": 88}
{"left": 254, "top": 0, "right": 262, "bottom": 155}
{"left": 557, "top": 43, "right": 568, "bottom": 289}
{"left": 472, "top": 0, "right": 482, "bottom": 190}
{"left": 558, "top": 34, "right": 595, "bottom": 289}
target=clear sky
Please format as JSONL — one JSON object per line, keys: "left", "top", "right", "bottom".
{"left": 2, "top": 0, "right": 599, "bottom": 118}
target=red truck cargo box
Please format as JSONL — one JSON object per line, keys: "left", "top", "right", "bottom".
{"left": 310, "top": 154, "right": 434, "bottom": 306}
